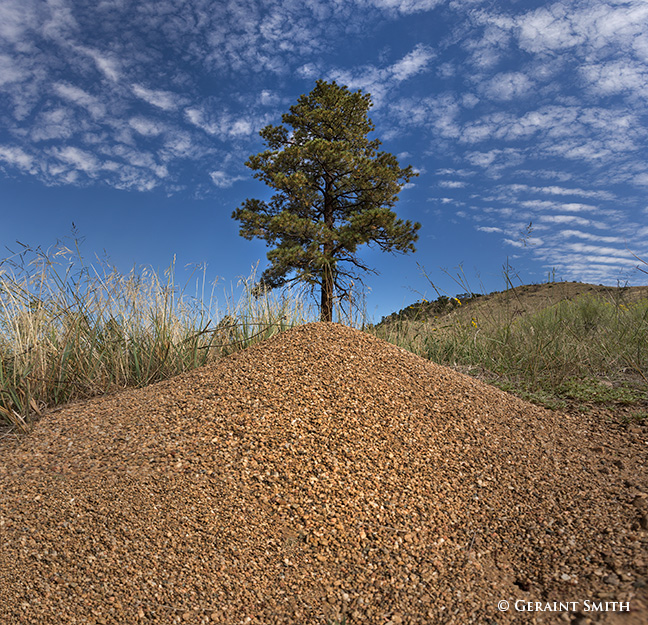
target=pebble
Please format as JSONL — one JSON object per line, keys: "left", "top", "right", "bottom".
{"left": 1, "top": 322, "right": 647, "bottom": 624}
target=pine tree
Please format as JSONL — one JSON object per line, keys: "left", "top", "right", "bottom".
{"left": 232, "top": 80, "right": 421, "bottom": 322}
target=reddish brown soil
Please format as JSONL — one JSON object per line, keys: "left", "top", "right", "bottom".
{"left": 1, "top": 322, "right": 646, "bottom": 624}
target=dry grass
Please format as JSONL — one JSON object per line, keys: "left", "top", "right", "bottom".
{"left": 370, "top": 272, "right": 648, "bottom": 412}
{"left": 0, "top": 235, "right": 320, "bottom": 430}
{"left": 2, "top": 234, "right": 646, "bottom": 431}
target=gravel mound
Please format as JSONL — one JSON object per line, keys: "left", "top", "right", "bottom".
{"left": 1, "top": 322, "right": 646, "bottom": 624}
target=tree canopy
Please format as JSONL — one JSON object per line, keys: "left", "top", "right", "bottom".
{"left": 232, "top": 80, "right": 421, "bottom": 322}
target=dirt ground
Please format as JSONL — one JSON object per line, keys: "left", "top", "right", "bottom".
{"left": 1, "top": 322, "right": 646, "bottom": 624}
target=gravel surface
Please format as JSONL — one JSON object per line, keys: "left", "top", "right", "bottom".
{"left": 1, "top": 322, "right": 646, "bottom": 624}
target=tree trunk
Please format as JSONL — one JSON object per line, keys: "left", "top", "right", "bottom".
{"left": 320, "top": 174, "right": 334, "bottom": 322}
{"left": 320, "top": 263, "right": 333, "bottom": 322}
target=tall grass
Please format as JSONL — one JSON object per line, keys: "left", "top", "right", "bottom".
{"left": 0, "top": 237, "right": 318, "bottom": 430}
{"left": 372, "top": 283, "right": 648, "bottom": 410}
{"left": 2, "top": 235, "right": 646, "bottom": 431}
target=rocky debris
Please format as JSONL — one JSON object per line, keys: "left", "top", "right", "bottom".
{"left": 0, "top": 322, "right": 646, "bottom": 624}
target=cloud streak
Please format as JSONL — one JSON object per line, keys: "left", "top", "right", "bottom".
{"left": 0, "top": 0, "right": 646, "bottom": 287}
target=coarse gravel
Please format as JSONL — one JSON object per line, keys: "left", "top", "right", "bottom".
{"left": 1, "top": 322, "right": 646, "bottom": 625}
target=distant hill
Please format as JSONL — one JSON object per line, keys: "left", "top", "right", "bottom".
{"left": 373, "top": 281, "right": 648, "bottom": 332}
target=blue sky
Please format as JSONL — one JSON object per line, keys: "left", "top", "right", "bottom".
{"left": 1, "top": 0, "right": 647, "bottom": 323}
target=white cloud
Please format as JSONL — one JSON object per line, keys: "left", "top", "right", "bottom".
{"left": 30, "top": 107, "right": 77, "bottom": 141}
{"left": 537, "top": 214, "right": 605, "bottom": 228}
{"left": 185, "top": 108, "right": 218, "bottom": 135}
{"left": 0, "top": 0, "right": 39, "bottom": 46}
{"left": 515, "top": 4, "right": 585, "bottom": 54}
{"left": 557, "top": 230, "right": 625, "bottom": 244}
{"left": 185, "top": 107, "right": 256, "bottom": 139}
{"left": 463, "top": 16, "right": 512, "bottom": 70}
{"left": 82, "top": 47, "right": 120, "bottom": 82}
{"left": 540, "top": 257, "right": 638, "bottom": 285}
{"left": 40, "top": 0, "right": 77, "bottom": 44}
{"left": 112, "top": 168, "right": 157, "bottom": 192}
{"left": 52, "top": 146, "right": 100, "bottom": 175}
{"left": 477, "top": 226, "right": 502, "bottom": 233}
{"left": 454, "top": 0, "right": 648, "bottom": 191}
{"left": 328, "top": 44, "right": 435, "bottom": 105}
{"left": 194, "top": 0, "right": 352, "bottom": 74}
{"left": 462, "top": 93, "right": 479, "bottom": 108}
{"left": 390, "top": 44, "right": 435, "bottom": 81}
{"left": 438, "top": 180, "right": 466, "bottom": 188}
{"left": 364, "top": 0, "right": 444, "bottom": 13}
{"left": 521, "top": 200, "right": 560, "bottom": 210}
{"left": 132, "top": 84, "right": 183, "bottom": 111}
{"left": 582, "top": 60, "right": 648, "bottom": 97}
{"left": 505, "top": 184, "right": 614, "bottom": 200}
{"left": 53, "top": 82, "right": 105, "bottom": 118}
{"left": 259, "top": 89, "right": 280, "bottom": 106}
{"left": 327, "top": 65, "right": 386, "bottom": 102}
{"left": 0, "top": 54, "right": 23, "bottom": 86}
{"left": 436, "top": 168, "right": 474, "bottom": 177}
{"left": 388, "top": 94, "right": 461, "bottom": 137}
{"left": 0, "top": 145, "right": 34, "bottom": 171}
{"left": 113, "top": 145, "right": 168, "bottom": 179}
{"left": 483, "top": 71, "right": 533, "bottom": 100}
{"left": 437, "top": 62, "right": 455, "bottom": 78}
{"left": 560, "top": 203, "right": 597, "bottom": 213}
{"left": 543, "top": 140, "right": 611, "bottom": 161}
{"left": 504, "top": 238, "right": 527, "bottom": 249}
{"left": 465, "top": 148, "right": 524, "bottom": 171}
{"left": 467, "top": 105, "right": 623, "bottom": 144}
{"left": 462, "top": 180, "right": 644, "bottom": 286}
{"left": 230, "top": 119, "right": 252, "bottom": 136}
{"left": 129, "top": 117, "right": 164, "bottom": 137}
{"left": 520, "top": 199, "right": 597, "bottom": 213}
{"left": 490, "top": 1, "right": 648, "bottom": 60}
{"left": 465, "top": 150, "right": 497, "bottom": 168}
{"left": 296, "top": 63, "right": 319, "bottom": 79}
{"left": 210, "top": 170, "right": 244, "bottom": 188}
{"left": 635, "top": 34, "right": 648, "bottom": 63}
{"left": 162, "top": 132, "right": 195, "bottom": 159}
{"left": 563, "top": 242, "right": 635, "bottom": 259}
{"left": 442, "top": 100, "right": 645, "bottom": 181}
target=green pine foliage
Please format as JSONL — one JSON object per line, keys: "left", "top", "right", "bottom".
{"left": 232, "top": 80, "right": 421, "bottom": 322}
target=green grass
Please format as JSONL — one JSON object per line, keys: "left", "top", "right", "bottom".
{"left": 618, "top": 410, "right": 647, "bottom": 424}
{"left": 370, "top": 287, "right": 648, "bottom": 413}
{"left": 1, "top": 236, "right": 646, "bottom": 432}
{"left": 0, "top": 236, "right": 319, "bottom": 431}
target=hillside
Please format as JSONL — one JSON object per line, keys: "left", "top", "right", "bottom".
{"left": 375, "top": 281, "right": 648, "bottom": 332}
{"left": 370, "top": 281, "right": 648, "bottom": 417}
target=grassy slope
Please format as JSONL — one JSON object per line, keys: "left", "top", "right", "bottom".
{"left": 1, "top": 240, "right": 646, "bottom": 435}
{"left": 370, "top": 281, "right": 648, "bottom": 420}
{"left": 375, "top": 281, "right": 648, "bottom": 332}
